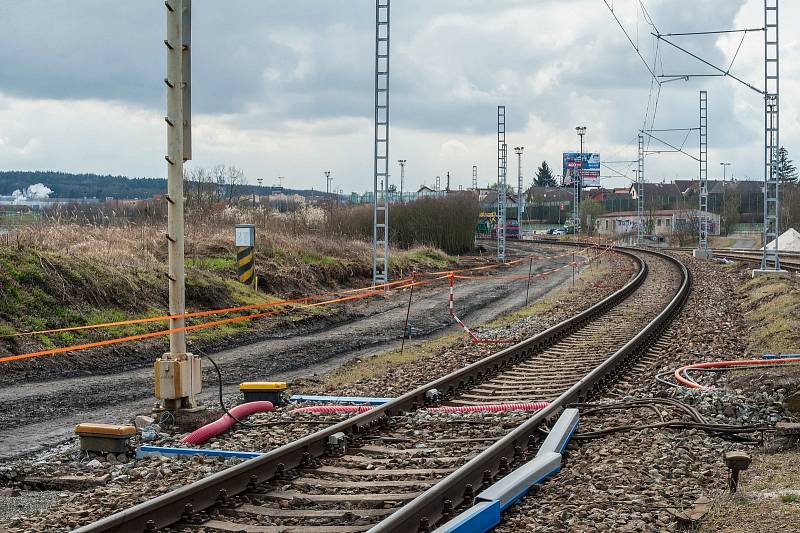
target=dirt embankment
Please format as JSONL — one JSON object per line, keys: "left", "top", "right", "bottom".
{"left": 0, "top": 242, "right": 455, "bottom": 384}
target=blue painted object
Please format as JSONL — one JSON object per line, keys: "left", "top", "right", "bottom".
{"left": 537, "top": 408, "right": 580, "bottom": 456}
{"left": 289, "top": 395, "right": 394, "bottom": 405}
{"left": 762, "top": 353, "right": 800, "bottom": 360}
{"left": 136, "top": 446, "right": 262, "bottom": 460}
{"left": 432, "top": 408, "right": 580, "bottom": 533}
{"left": 431, "top": 500, "right": 501, "bottom": 533}
{"left": 477, "top": 452, "right": 562, "bottom": 511}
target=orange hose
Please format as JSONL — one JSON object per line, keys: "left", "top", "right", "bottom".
{"left": 674, "top": 358, "right": 800, "bottom": 389}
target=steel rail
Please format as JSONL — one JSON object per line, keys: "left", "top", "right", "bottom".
{"left": 369, "top": 245, "right": 690, "bottom": 532}
{"left": 655, "top": 246, "right": 800, "bottom": 273}
{"left": 75, "top": 244, "right": 651, "bottom": 533}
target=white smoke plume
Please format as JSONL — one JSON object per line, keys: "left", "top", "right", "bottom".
{"left": 12, "top": 183, "right": 53, "bottom": 205}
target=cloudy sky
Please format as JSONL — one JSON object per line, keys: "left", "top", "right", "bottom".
{"left": 0, "top": 0, "right": 796, "bottom": 193}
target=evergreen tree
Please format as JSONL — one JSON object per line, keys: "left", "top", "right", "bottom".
{"left": 777, "top": 146, "right": 798, "bottom": 183}
{"left": 534, "top": 161, "right": 558, "bottom": 187}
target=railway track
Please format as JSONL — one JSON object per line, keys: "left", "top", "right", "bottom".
{"left": 651, "top": 246, "right": 800, "bottom": 273}
{"left": 75, "top": 245, "right": 690, "bottom": 533}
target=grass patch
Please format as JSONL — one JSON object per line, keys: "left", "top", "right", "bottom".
{"left": 322, "top": 333, "right": 462, "bottom": 388}
{"left": 782, "top": 493, "right": 799, "bottom": 503}
{"left": 739, "top": 275, "right": 800, "bottom": 354}
{"left": 702, "top": 451, "right": 800, "bottom": 532}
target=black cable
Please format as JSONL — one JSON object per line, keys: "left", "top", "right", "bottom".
{"left": 205, "top": 355, "right": 252, "bottom": 427}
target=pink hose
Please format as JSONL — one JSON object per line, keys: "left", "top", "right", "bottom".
{"left": 181, "top": 401, "right": 274, "bottom": 445}
{"left": 427, "top": 402, "right": 549, "bottom": 413}
{"left": 291, "top": 405, "right": 373, "bottom": 414}
{"left": 290, "top": 402, "right": 549, "bottom": 415}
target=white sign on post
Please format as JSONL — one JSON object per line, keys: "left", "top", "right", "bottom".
{"left": 235, "top": 224, "right": 255, "bottom": 247}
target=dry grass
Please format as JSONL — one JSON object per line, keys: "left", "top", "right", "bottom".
{"left": 321, "top": 333, "right": 463, "bottom": 388}
{"left": 701, "top": 451, "right": 800, "bottom": 532}
{"left": 739, "top": 275, "right": 800, "bottom": 354}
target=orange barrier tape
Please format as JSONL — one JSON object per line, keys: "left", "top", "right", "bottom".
{"left": 0, "top": 243, "right": 614, "bottom": 365}
{"left": 0, "top": 276, "right": 415, "bottom": 339}
{"left": 0, "top": 289, "right": 385, "bottom": 364}
{"left": 2, "top": 244, "right": 592, "bottom": 339}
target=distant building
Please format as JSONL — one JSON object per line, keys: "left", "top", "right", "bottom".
{"left": 595, "top": 209, "right": 720, "bottom": 238}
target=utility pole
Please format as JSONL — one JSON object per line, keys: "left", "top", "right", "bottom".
{"left": 155, "top": 0, "right": 200, "bottom": 413}
{"left": 720, "top": 162, "right": 730, "bottom": 234}
{"left": 515, "top": 147, "right": 524, "bottom": 224}
{"left": 325, "top": 170, "right": 332, "bottom": 196}
{"left": 397, "top": 159, "right": 406, "bottom": 202}
{"left": 575, "top": 126, "right": 586, "bottom": 231}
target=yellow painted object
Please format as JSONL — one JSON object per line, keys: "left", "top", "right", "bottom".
{"left": 240, "top": 382, "right": 287, "bottom": 391}
{"left": 74, "top": 423, "right": 137, "bottom": 437}
{"left": 240, "top": 382, "right": 287, "bottom": 405}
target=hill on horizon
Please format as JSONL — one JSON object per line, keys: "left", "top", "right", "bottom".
{"left": 0, "top": 171, "right": 334, "bottom": 200}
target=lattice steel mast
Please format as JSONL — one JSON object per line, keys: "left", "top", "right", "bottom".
{"left": 472, "top": 165, "right": 478, "bottom": 191}
{"left": 762, "top": 0, "right": 780, "bottom": 270}
{"left": 372, "top": 0, "right": 390, "bottom": 286}
{"left": 515, "top": 147, "right": 524, "bottom": 225}
{"left": 496, "top": 106, "right": 506, "bottom": 262}
{"left": 698, "top": 90, "right": 710, "bottom": 253}
{"left": 637, "top": 133, "right": 644, "bottom": 245}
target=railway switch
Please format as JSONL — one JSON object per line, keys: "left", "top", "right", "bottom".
{"left": 240, "top": 382, "right": 287, "bottom": 405}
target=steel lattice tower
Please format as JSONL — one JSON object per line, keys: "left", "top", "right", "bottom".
{"left": 762, "top": 0, "right": 780, "bottom": 270}
{"left": 472, "top": 165, "right": 478, "bottom": 191}
{"left": 372, "top": 0, "right": 390, "bottom": 286}
{"left": 699, "top": 91, "right": 709, "bottom": 250}
{"left": 515, "top": 147, "right": 524, "bottom": 224}
{"left": 497, "top": 106, "right": 506, "bottom": 262}
{"left": 637, "top": 134, "right": 645, "bottom": 245}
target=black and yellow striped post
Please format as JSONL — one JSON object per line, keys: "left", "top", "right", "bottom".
{"left": 237, "top": 246, "right": 255, "bottom": 285}
{"left": 235, "top": 224, "right": 256, "bottom": 287}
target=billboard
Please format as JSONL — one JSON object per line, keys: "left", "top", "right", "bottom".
{"left": 562, "top": 152, "right": 601, "bottom": 187}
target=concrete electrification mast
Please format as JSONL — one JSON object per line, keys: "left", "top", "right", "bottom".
{"left": 372, "top": 0, "right": 390, "bottom": 287}
{"left": 497, "top": 106, "right": 506, "bottom": 263}
{"left": 155, "top": 0, "right": 201, "bottom": 413}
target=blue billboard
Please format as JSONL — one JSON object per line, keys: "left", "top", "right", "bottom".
{"left": 563, "top": 152, "right": 600, "bottom": 187}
